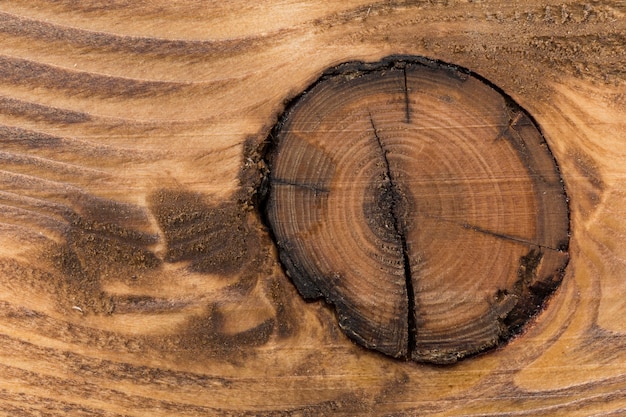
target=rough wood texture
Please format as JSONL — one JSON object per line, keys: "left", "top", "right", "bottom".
{"left": 0, "top": 1, "right": 624, "bottom": 415}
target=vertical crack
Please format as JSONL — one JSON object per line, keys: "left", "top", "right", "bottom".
{"left": 403, "top": 67, "right": 411, "bottom": 124}
{"left": 369, "top": 114, "right": 416, "bottom": 358}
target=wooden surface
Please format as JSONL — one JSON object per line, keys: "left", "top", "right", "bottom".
{"left": 0, "top": 1, "right": 625, "bottom": 415}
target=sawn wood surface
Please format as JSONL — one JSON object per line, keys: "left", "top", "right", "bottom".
{"left": 0, "top": 1, "right": 625, "bottom": 415}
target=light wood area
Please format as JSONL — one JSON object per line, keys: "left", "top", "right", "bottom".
{"left": 0, "top": 1, "right": 624, "bottom": 415}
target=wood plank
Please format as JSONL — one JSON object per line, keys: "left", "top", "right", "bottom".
{"left": 0, "top": 1, "right": 625, "bottom": 415}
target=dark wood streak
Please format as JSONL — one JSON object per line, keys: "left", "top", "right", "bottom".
{"left": 0, "top": 55, "right": 186, "bottom": 98}
{"left": 0, "top": 95, "right": 92, "bottom": 124}
{"left": 0, "top": 125, "right": 156, "bottom": 162}
{"left": 0, "top": 10, "right": 295, "bottom": 57}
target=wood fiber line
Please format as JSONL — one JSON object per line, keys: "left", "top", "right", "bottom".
{"left": 0, "top": 10, "right": 291, "bottom": 57}
{"left": 0, "top": 0, "right": 624, "bottom": 415}
{"left": 0, "top": 55, "right": 187, "bottom": 98}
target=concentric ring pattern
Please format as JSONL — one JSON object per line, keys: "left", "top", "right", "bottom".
{"left": 266, "top": 58, "right": 569, "bottom": 364}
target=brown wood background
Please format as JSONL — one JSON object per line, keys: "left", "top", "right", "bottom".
{"left": 0, "top": 1, "right": 625, "bottom": 415}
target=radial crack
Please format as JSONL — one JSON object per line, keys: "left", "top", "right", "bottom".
{"left": 271, "top": 177, "right": 329, "bottom": 194}
{"left": 403, "top": 67, "right": 411, "bottom": 124}
{"left": 369, "top": 113, "right": 416, "bottom": 358}
{"left": 410, "top": 211, "right": 561, "bottom": 251}
{"left": 463, "top": 223, "right": 561, "bottom": 252}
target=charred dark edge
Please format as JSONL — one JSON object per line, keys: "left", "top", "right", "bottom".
{"left": 467, "top": 63, "right": 572, "bottom": 345}
{"left": 254, "top": 54, "right": 572, "bottom": 363}
{"left": 467, "top": 64, "right": 571, "bottom": 254}
{"left": 454, "top": 71, "right": 571, "bottom": 346}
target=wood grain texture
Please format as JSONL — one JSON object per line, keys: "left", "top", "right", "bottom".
{"left": 0, "top": 0, "right": 624, "bottom": 415}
